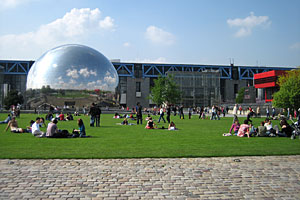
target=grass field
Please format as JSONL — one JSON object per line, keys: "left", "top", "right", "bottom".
{"left": 0, "top": 113, "right": 299, "bottom": 159}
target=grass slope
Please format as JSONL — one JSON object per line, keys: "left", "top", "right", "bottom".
{"left": 0, "top": 113, "right": 299, "bottom": 159}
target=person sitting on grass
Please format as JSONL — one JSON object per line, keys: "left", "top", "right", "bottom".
{"left": 32, "top": 117, "right": 45, "bottom": 137}
{"left": 45, "top": 112, "right": 53, "bottom": 121}
{"left": 145, "top": 114, "right": 152, "bottom": 121}
{"left": 72, "top": 119, "right": 88, "bottom": 137}
{"left": 121, "top": 118, "right": 129, "bottom": 125}
{"left": 113, "top": 113, "right": 120, "bottom": 118}
{"left": 0, "top": 114, "right": 12, "bottom": 124}
{"left": 59, "top": 112, "right": 65, "bottom": 121}
{"left": 145, "top": 117, "right": 156, "bottom": 129}
{"left": 264, "top": 118, "right": 275, "bottom": 136}
{"left": 46, "top": 118, "right": 60, "bottom": 138}
{"left": 25, "top": 120, "right": 35, "bottom": 133}
{"left": 39, "top": 117, "right": 46, "bottom": 128}
{"left": 5, "top": 117, "right": 24, "bottom": 133}
{"left": 168, "top": 121, "right": 177, "bottom": 130}
{"left": 237, "top": 120, "right": 250, "bottom": 138}
{"left": 229, "top": 119, "right": 240, "bottom": 136}
{"left": 257, "top": 121, "right": 268, "bottom": 137}
{"left": 274, "top": 119, "right": 294, "bottom": 137}
{"left": 66, "top": 113, "right": 74, "bottom": 121}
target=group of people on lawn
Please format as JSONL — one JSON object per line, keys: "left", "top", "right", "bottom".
{"left": 4, "top": 116, "right": 86, "bottom": 138}
{"left": 226, "top": 116, "right": 294, "bottom": 138}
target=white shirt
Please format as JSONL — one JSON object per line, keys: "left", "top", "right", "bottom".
{"left": 160, "top": 108, "right": 164, "bottom": 114}
{"left": 31, "top": 122, "right": 40, "bottom": 133}
{"left": 264, "top": 123, "right": 273, "bottom": 131}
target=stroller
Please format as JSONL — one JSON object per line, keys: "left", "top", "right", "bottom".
{"left": 290, "top": 119, "right": 300, "bottom": 139}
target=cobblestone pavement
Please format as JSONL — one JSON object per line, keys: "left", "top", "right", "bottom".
{"left": 0, "top": 156, "right": 299, "bottom": 200}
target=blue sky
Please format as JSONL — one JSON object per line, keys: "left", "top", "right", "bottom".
{"left": 0, "top": 0, "right": 299, "bottom": 67}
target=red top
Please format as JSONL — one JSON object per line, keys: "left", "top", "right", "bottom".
{"left": 59, "top": 114, "right": 64, "bottom": 121}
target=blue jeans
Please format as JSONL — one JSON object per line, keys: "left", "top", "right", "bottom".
{"left": 158, "top": 114, "right": 166, "bottom": 123}
{"left": 90, "top": 116, "right": 95, "bottom": 127}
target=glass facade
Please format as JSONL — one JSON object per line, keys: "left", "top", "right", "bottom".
{"left": 168, "top": 71, "right": 221, "bottom": 107}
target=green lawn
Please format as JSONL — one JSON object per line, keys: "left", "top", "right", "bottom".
{"left": 0, "top": 113, "right": 299, "bottom": 159}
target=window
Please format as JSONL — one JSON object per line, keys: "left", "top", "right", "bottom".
{"left": 234, "top": 84, "right": 238, "bottom": 94}
{"left": 136, "top": 82, "right": 141, "bottom": 92}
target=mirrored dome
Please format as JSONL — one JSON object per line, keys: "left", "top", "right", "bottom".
{"left": 26, "top": 44, "right": 118, "bottom": 91}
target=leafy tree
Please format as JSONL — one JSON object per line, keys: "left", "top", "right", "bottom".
{"left": 235, "top": 87, "right": 245, "bottom": 103}
{"left": 40, "top": 85, "right": 53, "bottom": 94}
{"left": 273, "top": 68, "right": 300, "bottom": 109}
{"left": 149, "top": 74, "right": 181, "bottom": 106}
{"left": 3, "top": 90, "right": 24, "bottom": 110}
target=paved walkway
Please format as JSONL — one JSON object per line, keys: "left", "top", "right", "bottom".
{"left": 0, "top": 156, "right": 299, "bottom": 199}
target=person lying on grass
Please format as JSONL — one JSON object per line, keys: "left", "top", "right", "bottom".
{"left": 5, "top": 116, "right": 25, "bottom": 133}
{"left": 0, "top": 114, "right": 12, "bottom": 124}
{"left": 121, "top": 118, "right": 128, "bottom": 125}
{"left": 72, "top": 118, "right": 88, "bottom": 138}
{"left": 145, "top": 117, "right": 157, "bottom": 129}
{"left": 168, "top": 121, "right": 177, "bottom": 130}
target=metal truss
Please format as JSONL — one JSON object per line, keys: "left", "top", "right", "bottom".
{"left": 0, "top": 60, "right": 295, "bottom": 80}
{"left": 238, "top": 66, "right": 295, "bottom": 80}
{"left": 113, "top": 63, "right": 135, "bottom": 77}
{"left": 141, "top": 64, "right": 232, "bottom": 79}
{"left": 0, "top": 60, "right": 33, "bottom": 75}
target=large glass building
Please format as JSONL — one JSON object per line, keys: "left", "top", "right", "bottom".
{"left": 0, "top": 57, "right": 295, "bottom": 109}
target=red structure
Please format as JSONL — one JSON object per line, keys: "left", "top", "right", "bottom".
{"left": 254, "top": 70, "right": 286, "bottom": 102}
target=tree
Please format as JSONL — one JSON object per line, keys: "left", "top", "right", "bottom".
{"left": 149, "top": 74, "right": 181, "bottom": 106}
{"left": 3, "top": 90, "right": 24, "bottom": 110}
{"left": 235, "top": 88, "right": 245, "bottom": 103}
{"left": 273, "top": 68, "right": 300, "bottom": 109}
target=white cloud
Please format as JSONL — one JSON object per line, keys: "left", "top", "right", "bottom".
{"left": 79, "top": 68, "right": 97, "bottom": 77}
{"left": 145, "top": 26, "right": 175, "bottom": 45}
{"left": 227, "top": 12, "right": 271, "bottom": 37}
{"left": 290, "top": 42, "right": 300, "bottom": 50}
{"left": 0, "top": 8, "right": 116, "bottom": 59}
{"left": 99, "top": 16, "right": 115, "bottom": 31}
{"left": 66, "top": 69, "right": 79, "bottom": 79}
{"left": 104, "top": 76, "right": 117, "bottom": 85}
{"left": 123, "top": 42, "right": 131, "bottom": 47}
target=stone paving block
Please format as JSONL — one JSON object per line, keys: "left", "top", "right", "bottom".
{"left": 0, "top": 156, "right": 300, "bottom": 199}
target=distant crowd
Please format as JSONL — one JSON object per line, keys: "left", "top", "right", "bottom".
{"left": 1, "top": 103, "right": 299, "bottom": 139}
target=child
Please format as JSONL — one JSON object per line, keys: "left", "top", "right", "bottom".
{"left": 229, "top": 120, "right": 240, "bottom": 135}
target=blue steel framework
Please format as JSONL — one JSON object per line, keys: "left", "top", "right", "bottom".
{"left": 0, "top": 60, "right": 295, "bottom": 80}
{"left": 0, "top": 60, "right": 33, "bottom": 75}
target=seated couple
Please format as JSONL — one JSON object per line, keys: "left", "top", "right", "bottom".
{"left": 145, "top": 118, "right": 177, "bottom": 130}
{"left": 227, "top": 120, "right": 255, "bottom": 138}
{"left": 47, "top": 118, "right": 88, "bottom": 138}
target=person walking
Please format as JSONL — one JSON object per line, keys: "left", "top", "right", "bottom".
{"left": 179, "top": 105, "right": 184, "bottom": 119}
{"left": 266, "top": 106, "right": 270, "bottom": 118}
{"left": 158, "top": 106, "right": 166, "bottom": 123}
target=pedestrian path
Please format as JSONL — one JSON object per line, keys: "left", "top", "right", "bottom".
{"left": 1, "top": 156, "right": 299, "bottom": 199}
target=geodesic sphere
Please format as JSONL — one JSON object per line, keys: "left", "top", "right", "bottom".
{"left": 26, "top": 44, "right": 118, "bottom": 91}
